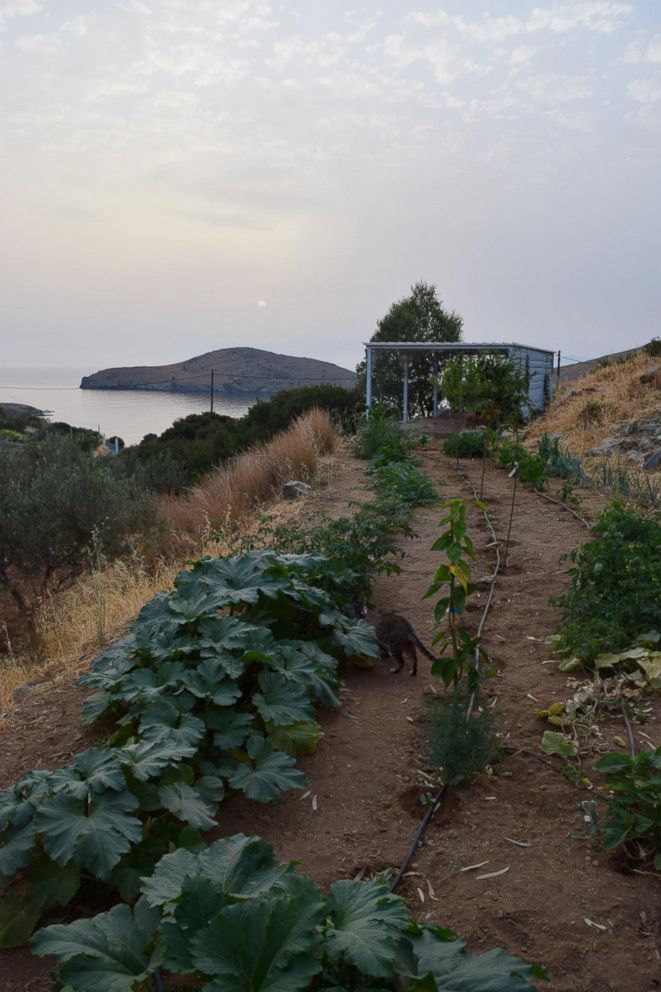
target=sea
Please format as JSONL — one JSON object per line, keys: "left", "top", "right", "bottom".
{"left": 0, "top": 368, "right": 257, "bottom": 446}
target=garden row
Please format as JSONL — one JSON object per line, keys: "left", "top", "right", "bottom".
{"left": 0, "top": 415, "right": 547, "bottom": 990}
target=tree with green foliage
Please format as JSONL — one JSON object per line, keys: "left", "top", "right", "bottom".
{"left": 0, "top": 435, "right": 155, "bottom": 631}
{"left": 356, "top": 282, "right": 463, "bottom": 416}
{"left": 441, "top": 352, "right": 530, "bottom": 426}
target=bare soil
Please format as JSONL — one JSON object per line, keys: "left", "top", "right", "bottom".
{"left": 1, "top": 444, "right": 659, "bottom": 992}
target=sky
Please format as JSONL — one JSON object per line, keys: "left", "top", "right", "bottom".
{"left": 1, "top": 1, "right": 660, "bottom": 372}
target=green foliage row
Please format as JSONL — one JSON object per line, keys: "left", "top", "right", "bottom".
{"left": 32, "top": 832, "right": 545, "bottom": 992}
{"left": 0, "top": 551, "right": 378, "bottom": 946}
{"left": 442, "top": 429, "right": 491, "bottom": 459}
{"left": 118, "top": 385, "right": 363, "bottom": 492}
{"left": 551, "top": 502, "right": 661, "bottom": 665}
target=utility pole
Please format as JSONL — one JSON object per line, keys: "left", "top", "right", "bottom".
{"left": 210, "top": 369, "right": 214, "bottom": 413}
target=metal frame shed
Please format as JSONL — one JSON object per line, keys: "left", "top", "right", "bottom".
{"left": 363, "top": 341, "right": 556, "bottom": 422}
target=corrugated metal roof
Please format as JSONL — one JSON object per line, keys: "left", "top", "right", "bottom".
{"left": 363, "top": 341, "right": 555, "bottom": 355}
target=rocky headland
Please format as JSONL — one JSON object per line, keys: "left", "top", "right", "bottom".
{"left": 80, "top": 347, "right": 357, "bottom": 397}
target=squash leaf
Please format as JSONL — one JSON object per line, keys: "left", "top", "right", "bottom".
{"left": 325, "top": 878, "right": 410, "bottom": 977}
{"left": 229, "top": 736, "right": 307, "bottom": 803}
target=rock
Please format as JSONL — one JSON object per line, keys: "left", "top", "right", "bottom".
{"left": 643, "top": 448, "right": 661, "bottom": 471}
{"left": 282, "top": 480, "right": 311, "bottom": 499}
{"left": 639, "top": 365, "right": 661, "bottom": 386}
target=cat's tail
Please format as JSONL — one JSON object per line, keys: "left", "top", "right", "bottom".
{"left": 412, "top": 634, "right": 436, "bottom": 662}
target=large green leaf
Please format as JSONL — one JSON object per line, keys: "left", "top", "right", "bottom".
{"left": 172, "top": 554, "right": 289, "bottom": 613}
{"left": 405, "top": 928, "right": 544, "bottom": 990}
{"left": 141, "top": 834, "right": 293, "bottom": 908}
{"left": 158, "top": 780, "right": 217, "bottom": 830}
{"left": 0, "top": 887, "right": 46, "bottom": 948}
{"left": 84, "top": 635, "right": 138, "bottom": 678}
{"left": 35, "top": 791, "right": 143, "bottom": 880}
{"left": 196, "top": 834, "right": 295, "bottom": 899}
{"left": 325, "top": 878, "right": 410, "bottom": 977}
{"left": 117, "top": 739, "right": 196, "bottom": 782}
{"left": 160, "top": 876, "right": 227, "bottom": 972}
{"left": 0, "top": 857, "right": 80, "bottom": 947}
{"left": 331, "top": 618, "right": 380, "bottom": 659}
{"left": 133, "top": 592, "right": 185, "bottom": 658}
{"left": 50, "top": 749, "right": 127, "bottom": 799}
{"left": 254, "top": 671, "right": 316, "bottom": 726}
{"left": 31, "top": 898, "right": 160, "bottom": 992}
{"left": 229, "top": 736, "right": 307, "bottom": 802}
{"left": 0, "top": 821, "right": 36, "bottom": 884}
{"left": 198, "top": 615, "right": 267, "bottom": 651}
{"left": 270, "top": 642, "right": 340, "bottom": 709}
{"left": 190, "top": 877, "right": 325, "bottom": 992}
{"left": 138, "top": 700, "right": 206, "bottom": 750}
{"left": 140, "top": 847, "right": 199, "bottom": 907}
{"left": 207, "top": 710, "right": 255, "bottom": 750}
{"left": 180, "top": 658, "right": 243, "bottom": 706}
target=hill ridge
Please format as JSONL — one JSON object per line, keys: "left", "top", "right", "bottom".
{"left": 80, "top": 346, "right": 357, "bottom": 397}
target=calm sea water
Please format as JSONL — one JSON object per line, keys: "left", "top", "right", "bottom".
{"left": 0, "top": 368, "right": 257, "bottom": 446}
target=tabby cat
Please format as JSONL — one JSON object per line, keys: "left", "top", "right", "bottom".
{"left": 368, "top": 609, "right": 435, "bottom": 677}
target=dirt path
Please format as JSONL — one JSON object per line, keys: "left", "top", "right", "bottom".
{"left": 1, "top": 443, "right": 659, "bottom": 991}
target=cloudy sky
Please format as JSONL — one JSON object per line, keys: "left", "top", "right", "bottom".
{"left": 1, "top": 0, "right": 659, "bottom": 372}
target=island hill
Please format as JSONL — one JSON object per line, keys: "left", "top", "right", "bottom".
{"left": 80, "top": 347, "right": 357, "bottom": 398}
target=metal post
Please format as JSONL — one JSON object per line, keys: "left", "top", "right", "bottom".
{"left": 210, "top": 369, "right": 214, "bottom": 413}
{"left": 366, "top": 347, "right": 373, "bottom": 409}
{"left": 556, "top": 350, "right": 561, "bottom": 385}
{"left": 402, "top": 354, "right": 409, "bottom": 423}
{"left": 432, "top": 358, "right": 439, "bottom": 418}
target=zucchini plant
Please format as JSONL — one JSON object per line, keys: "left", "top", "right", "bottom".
{"left": 0, "top": 550, "right": 379, "bottom": 946}
{"left": 32, "top": 832, "right": 547, "bottom": 992}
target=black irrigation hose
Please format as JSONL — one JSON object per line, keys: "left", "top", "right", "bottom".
{"left": 389, "top": 458, "right": 502, "bottom": 893}
{"left": 389, "top": 784, "right": 449, "bottom": 894}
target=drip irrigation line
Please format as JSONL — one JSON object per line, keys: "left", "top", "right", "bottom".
{"left": 388, "top": 457, "right": 503, "bottom": 893}
{"left": 389, "top": 784, "right": 448, "bottom": 894}
{"left": 620, "top": 700, "right": 637, "bottom": 757}
{"left": 535, "top": 490, "right": 591, "bottom": 530}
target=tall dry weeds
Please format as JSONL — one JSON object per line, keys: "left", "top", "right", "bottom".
{"left": 526, "top": 352, "right": 661, "bottom": 456}
{"left": 1, "top": 410, "right": 340, "bottom": 721}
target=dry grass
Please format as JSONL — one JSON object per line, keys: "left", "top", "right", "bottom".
{"left": 163, "top": 408, "right": 338, "bottom": 533}
{"left": 526, "top": 352, "right": 661, "bottom": 457}
{"left": 0, "top": 410, "right": 340, "bottom": 722}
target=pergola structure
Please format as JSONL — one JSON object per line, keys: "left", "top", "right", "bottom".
{"left": 363, "top": 341, "right": 557, "bottom": 422}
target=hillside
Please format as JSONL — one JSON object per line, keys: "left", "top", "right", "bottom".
{"left": 80, "top": 346, "right": 357, "bottom": 396}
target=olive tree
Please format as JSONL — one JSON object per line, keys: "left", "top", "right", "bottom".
{"left": 0, "top": 435, "right": 156, "bottom": 629}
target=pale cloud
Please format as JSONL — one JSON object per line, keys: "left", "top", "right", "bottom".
{"left": 0, "top": 0, "right": 41, "bottom": 31}
{"left": 14, "top": 32, "right": 60, "bottom": 54}
{"left": 627, "top": 76, "right": 661, "bottom": 102}
{"left": 1, "top": 1, "right": 660, "bottom": 368}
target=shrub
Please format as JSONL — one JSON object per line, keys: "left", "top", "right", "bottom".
{"left": 443, "top": 429, "right": 489, "bottom": 458}
{"left": 0, "top": 435, "right": 156, "bottom": 622}
{"left": 552, "top": 502, "right": 661, "bottom": 664}
{"left": 428, "top": 684, "right": 499, "bottom": 786}
{"left": 352, "top": 404, "right": 409, "bottom": 461}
